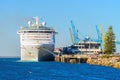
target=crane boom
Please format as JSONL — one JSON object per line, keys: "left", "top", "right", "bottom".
{"left": 96, "top": 25, "right": 102, "bottom": 48}
{"left": 70, "top": 20, "right": 79, "bottom": 44}
{"left": 69, "top": 28, "right": 74, "bottom": 44}
{"left": 96, "top": 25, "right": 101, "bottom": 41}
{"left": 99, "top": 24, "right": 105, "bottom": 49}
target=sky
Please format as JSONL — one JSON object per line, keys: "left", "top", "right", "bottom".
{"left": 0, "top": 0, "right": 120, "bottom": 56}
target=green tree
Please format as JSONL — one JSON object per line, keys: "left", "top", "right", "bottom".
{"left": 104, "top": 26, "right": 116, "bottom": 54}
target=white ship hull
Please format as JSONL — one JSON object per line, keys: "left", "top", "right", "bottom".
{"left": 21, "top": 44, "right": 55, "bottom": 61}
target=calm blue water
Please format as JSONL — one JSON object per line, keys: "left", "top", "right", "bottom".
{"left": 0, "top": 58, "right": 120, "bottom": 80}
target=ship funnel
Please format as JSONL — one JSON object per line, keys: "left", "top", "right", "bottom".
{"left": 33, "top": 17, "right": 39, "bottom": 25}
{"left": 33, "top": 16, "right": 39, "bottom": 28}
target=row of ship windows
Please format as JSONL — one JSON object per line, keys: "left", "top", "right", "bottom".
{"left": 22, "top": 33, "right": 51, "bottom": 35}
{"left": 21, "top": 40, "right": 53, "bottom": 44}
{"left": 22, "top": 37, "right": 51, "bottom": 39}
{"left": 23, "top": 31, "right": 54, "bottom": 33}
{"left": 22, "top": 39, "right": 52, "bottom": 41}
{"left": 21, "top": 33, "right": 53, "bottom": 36}
{"left": 22, "top": 36, "right": 51, "bottom": 38}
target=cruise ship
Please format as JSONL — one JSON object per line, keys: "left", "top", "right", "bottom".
{"left": 18, "top": 17, "right": 57, "bottom": 61}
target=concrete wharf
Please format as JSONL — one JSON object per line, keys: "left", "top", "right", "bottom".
{"left": 55, "top": 54, "right": 89, "bottom": 63}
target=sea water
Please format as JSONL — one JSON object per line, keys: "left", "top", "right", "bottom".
{"left": 0, "top": 58, "right": 120, "bottom": 80}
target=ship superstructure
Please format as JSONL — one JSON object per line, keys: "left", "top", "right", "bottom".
{"left": 71, "top": 41, "right": 102, "bottom": 54}
{"left": 62, "top": 41, "right": 101, "bottom": 54}
{"left": 18, "top": 17, "right": 57, "bottom": 61}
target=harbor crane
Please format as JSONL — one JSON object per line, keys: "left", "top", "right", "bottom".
{"left": 70, "top": 20, "right": 79, "bottom": 44}
{"left": 69, "top": 28, "right": 74, "bottom": 44}
{"left": 70, "top": 20, "right": 98, "bottom": 44}
{"left": 96, "top": 25, "right": 102, "bottom": 48}
{"left": 99, "top": 24, "right": 105, "bottom": 49}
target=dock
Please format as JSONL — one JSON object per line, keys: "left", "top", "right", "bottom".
{"left": 55, "top": 54, "right": 120, "bottom": 69}
{"left": 55, "top": 54, "right": 89, "bottom": 63}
